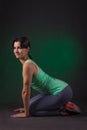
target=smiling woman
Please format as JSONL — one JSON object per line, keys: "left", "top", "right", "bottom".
{"left": 12, "top": 37, "right": 30, "bottom": 60}
{"left": 11, "top": 36, "right": 80, "bottom": 118}
{"left": 13, "top": 42, "right": 29, "bottom": 59}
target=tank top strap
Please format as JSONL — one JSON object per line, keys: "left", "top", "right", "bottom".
{"left": 25, "top": 59, "right": 32, "bottom": 63}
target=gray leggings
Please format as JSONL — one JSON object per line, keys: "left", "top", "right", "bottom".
{"left": 29, "top": 85, "right": 73, "bottom": 116}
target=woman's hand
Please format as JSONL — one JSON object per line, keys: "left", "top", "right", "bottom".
{"left": 11, "top": 107, "right": 29, "bottom": 118}
{"left": 10, "top": 112, "right": 29, "bottom": 118}
{"left": 13, "top": 108, "right": 25, "bottom": 113}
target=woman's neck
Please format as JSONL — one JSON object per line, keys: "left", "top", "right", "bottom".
{"left": 19, "top": 56, "right": 30, "bottom": 64}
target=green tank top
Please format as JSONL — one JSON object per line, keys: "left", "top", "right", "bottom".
{"left": 25, "top": 59, "right": 68, "bottom": 95}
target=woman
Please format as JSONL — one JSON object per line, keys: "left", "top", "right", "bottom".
{"left": 11, "top": 36, "right": 80, "bottom": 118}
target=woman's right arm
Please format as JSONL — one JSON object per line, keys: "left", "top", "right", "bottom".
{"left": 22, "top": 62, "right": 34, "bottom": 117}
{"left": 11, "top": 62, "right": 34, "bottom": 118}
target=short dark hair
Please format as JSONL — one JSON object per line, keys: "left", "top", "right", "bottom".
{"left": 12, "top": 36, "right": 31, "bottom": 49}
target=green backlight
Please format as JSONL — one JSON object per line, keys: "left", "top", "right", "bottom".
{"left": 0, "top": 32, "right": 84, "bottom": 102}
{"left": 32, "top": 34, "right": 84, "bottom": 77}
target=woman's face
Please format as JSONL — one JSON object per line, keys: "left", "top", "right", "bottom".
{"left": 13, "top": 41, "right": 29, "bottom": 59}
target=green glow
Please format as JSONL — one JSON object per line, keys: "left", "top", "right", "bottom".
{"left": 0, "top": 32, "right": 84, "bottom": 102}
{"left": 32, "top": 34, "right": 84, "bottom": 78}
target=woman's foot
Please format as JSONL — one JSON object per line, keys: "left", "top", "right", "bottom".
{"left": 60, "top": 102, "right": 81, "bottom": 116}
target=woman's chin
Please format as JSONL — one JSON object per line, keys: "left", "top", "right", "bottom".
{"left": 15, "top": 55, "right": 20, "bottom": 59}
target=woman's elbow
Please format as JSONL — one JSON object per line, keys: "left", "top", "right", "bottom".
{"left": 22, "top": 86, "right": 30, "bottom": 96}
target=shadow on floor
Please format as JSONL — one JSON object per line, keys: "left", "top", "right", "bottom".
{"left": 0, "top": 103, "right": 87, "bottom": 130}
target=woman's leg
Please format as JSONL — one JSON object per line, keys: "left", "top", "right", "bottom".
{"left": 29, "top": 85, "right": 73, "bottom": 116}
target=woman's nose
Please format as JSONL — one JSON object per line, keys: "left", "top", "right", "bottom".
{"left": 14, "top": 49, "right": 18, "bottom": 53}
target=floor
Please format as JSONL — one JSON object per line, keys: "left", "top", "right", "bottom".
{"left": 0, "top": 103, "right": 87, "bottom": 130}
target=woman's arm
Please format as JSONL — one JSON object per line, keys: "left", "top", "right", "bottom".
{"left": 11, "top": 62, "right": 34, "bottom": 118}
{"left": 22, "top": 62, "right": 33, "bottom": 116}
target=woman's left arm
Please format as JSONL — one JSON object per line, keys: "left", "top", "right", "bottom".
{"left": 22, "top": 63, "right": 33, "bottom": 117}
{"left": 11, "top": 62, "right": 34, "bottom": 118}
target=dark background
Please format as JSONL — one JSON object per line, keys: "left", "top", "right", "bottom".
{"left": 0, "top": 0, "right": 87, "bottom": 111}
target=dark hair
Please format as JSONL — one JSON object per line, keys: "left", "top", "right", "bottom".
{"left": 12, "top": 36, "right": 32, "bottom": 59}
{"left": 12, "top": 36, "right": 31, "bottom": 49}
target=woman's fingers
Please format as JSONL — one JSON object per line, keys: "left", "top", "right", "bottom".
{"left": 10, "top": 112, "right": 28, "bottom": 118}
{"left": 13, "top": 108, "right": 24, "bottom": 112}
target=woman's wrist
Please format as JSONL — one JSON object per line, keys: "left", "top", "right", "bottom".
{"left": 25, "top": 111, "right": 29, "bottom": 117}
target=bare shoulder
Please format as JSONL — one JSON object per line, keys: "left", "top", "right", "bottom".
{"left": 23, "top": 61, "right": 38, "bottom": 75}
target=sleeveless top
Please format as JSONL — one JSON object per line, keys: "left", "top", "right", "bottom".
{"left": 25, "top": 59, "right": 68, "bottom": 95}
